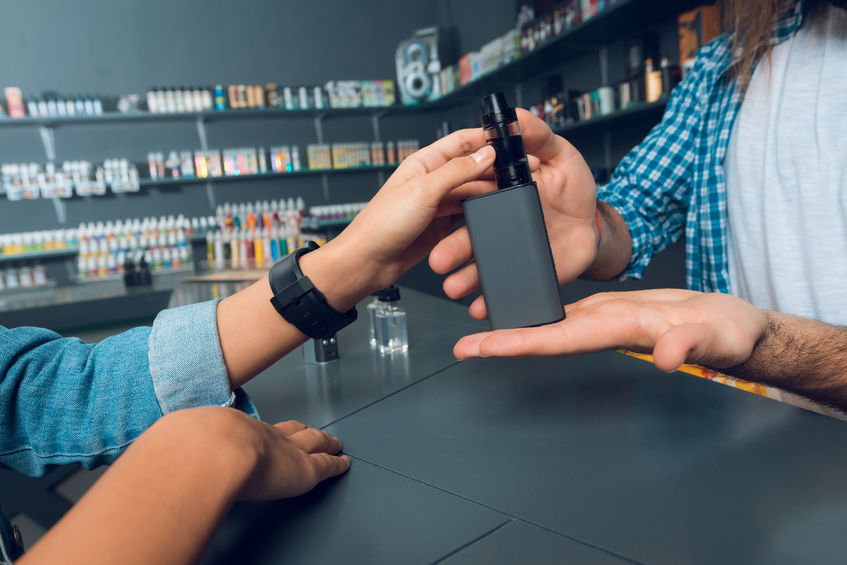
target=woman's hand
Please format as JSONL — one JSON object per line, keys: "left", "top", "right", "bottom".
{"left": 299, "top": 129, "right": 496, "bottom": 312}
{"left": 429, "top": 109, "right": 598, "bottom": 320}
{"left": 237, "top": 417, "right": 350, "bottom": 501}
{"left": 453, "top": 289, "right": 768, "bottom": 373}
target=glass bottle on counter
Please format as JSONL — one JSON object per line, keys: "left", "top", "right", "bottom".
{"left": 366, "top": 293, "right": 380, "bottom": 347}
{"left": 374, "top": 285, "right": 408, "bottom": 354}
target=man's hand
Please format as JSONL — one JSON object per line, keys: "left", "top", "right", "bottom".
{"left": 428, "top": 109, "right": 600, "bottom": 320}
{"left": 453, "top": 289, "right": 768, "bottom": 373}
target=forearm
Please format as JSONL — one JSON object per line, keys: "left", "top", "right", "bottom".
{"left": 217, "top": 242, "right": 375, "bottom": 387}
{"left": 581, "top": 200, "right": 632, "bottom": 280}
{"left": 19, "top": 409, "right": 257, "bottom": 565}
{"left": 728, "top": 311, "right": 847, "bottom": 410}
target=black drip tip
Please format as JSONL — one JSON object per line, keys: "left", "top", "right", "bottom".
{"left": 480, "top": 92, "right": 531, "bottom": 189}
{"left": 481, "top": 92, "right": 517, "bottom": 130}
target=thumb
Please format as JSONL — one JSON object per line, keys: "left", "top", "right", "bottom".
{"left": 417, "top": 145, "right": 496, "bottom": 207}
{"left": 653, "top": 323, "right": 716, "bottom": 372}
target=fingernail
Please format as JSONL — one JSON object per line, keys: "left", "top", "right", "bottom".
{"left": 471, "top": 145, "right": 493, "bottom": 164}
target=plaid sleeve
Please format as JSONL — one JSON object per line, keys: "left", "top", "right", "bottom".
{"left": 596, "top": 40, "right": 720, "bottom": 279}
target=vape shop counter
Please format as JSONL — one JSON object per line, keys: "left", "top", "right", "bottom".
{"left": 166, "top": 283, "right": 847, "bottom": 565}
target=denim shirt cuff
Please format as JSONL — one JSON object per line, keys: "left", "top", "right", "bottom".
{"left": 148, "top": 299, "right": 259, "bottom": 419}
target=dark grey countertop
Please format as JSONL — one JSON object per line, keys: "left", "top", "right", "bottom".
{"left": 169, "top": 281, "right": 847, "bottom": 565}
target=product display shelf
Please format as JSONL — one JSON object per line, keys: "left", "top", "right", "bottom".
{"left": 0, "top": 271, "right": 192, "bottom": 331}
{"left": 139, "top": 165, "right": 398, "bottom": 189}
{"left": 76, "top": 266, "right": 195, "bottom": 284}
{"left": 0, "top": 248, "right": 78, "bottom": 264}
{"left": 553, "top": 96, "right": 668, "bottom": 137}
{"left": 418, "top": 0, "right": 702, "bottom": 109}
{"left": 0, "top": 106, "right": 414, "bottom": 129}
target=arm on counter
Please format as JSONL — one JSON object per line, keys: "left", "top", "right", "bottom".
{"left": 18, "top": 407, "right": 349, "bottom": 565}
{"left": 452, "top": 289, "right": 847, "bottom": 411}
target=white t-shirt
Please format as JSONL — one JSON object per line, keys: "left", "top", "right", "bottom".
{"left": 725, "top": 3, "right": 847, "bottom": 326}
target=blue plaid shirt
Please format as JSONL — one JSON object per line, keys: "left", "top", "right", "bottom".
{"left": 597, "top": 1, "right": 805, "bottom": 292}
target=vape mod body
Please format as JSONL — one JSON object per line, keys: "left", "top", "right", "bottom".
{"left": 461, "top": 92, "right": 564, "bottom": 330}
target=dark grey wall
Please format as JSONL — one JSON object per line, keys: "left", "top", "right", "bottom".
{"left": 0, "top": 0, "right": 514, "bottom": 233}
{"left": 0, "top": 0, "right": 685, "bottom": 299}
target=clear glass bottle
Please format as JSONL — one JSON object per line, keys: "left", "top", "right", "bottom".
{"left": 366, "top": 293, "right": 380, "bottom": 347}
{"left": 375, "top": 285, "right": 408, "bottom": 354}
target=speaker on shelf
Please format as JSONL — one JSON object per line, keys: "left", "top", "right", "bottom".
{"left": 395, "top": 26, "right": 457, "bottom": 105}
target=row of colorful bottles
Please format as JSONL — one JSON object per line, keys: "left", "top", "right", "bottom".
{"left": 0, "top": 229, "right": 79, "bottom": 256}
{"left": 303, "top": 202, "right": 367, "bottom": 228}
{"left": 0, "top": 262, "right": 50, "bottom": 291}
{"left": 0, "top": 216, "right": 220, "bottom": 259}
{"left": 206, "top": 226, "right": 303, "bottom": 271}
{"left": 207, "top": 198, "right": 313, "bottom": 271}
{"left": 1, "top": 159, "right": 140, "bottom": 201}
{"left": 77, "top": 216, "right": 196, "bottom": 281}
{"left": 77, "top": 247, "right": 191, "bottom": 281}
{"left": 215, "top": 198, "right": 305, "bottom": 234}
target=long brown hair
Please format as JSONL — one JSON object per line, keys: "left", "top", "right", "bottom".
{"left": 722, "top": 0, "right": 794, "bottom": 87}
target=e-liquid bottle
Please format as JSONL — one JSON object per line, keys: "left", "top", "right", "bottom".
{"left": 374, "top": 285, "right": 408, "bottom": 354}
{"left": 461, "top": 92, "right": 564, "bottom": 330}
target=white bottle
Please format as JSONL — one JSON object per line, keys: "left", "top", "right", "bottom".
{"left": 4, "top": 268, "right": 18, "bottom": 289}
{"left": 32, "top": 262, "right": 48, "bottom": 286}
{"left": 213, "top": 232, "right": 225, "bottom": 271}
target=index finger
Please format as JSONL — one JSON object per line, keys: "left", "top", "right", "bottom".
{"left": 453, "top": 302, "right": 651, "bottom": 360}
{"left": 385, "top": 127, "right": 486, "bottom": 188}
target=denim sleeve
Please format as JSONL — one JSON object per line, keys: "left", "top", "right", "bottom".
{"left": 148, "top": 299, "right": 257, "bottom": 418}
{"left": 0, "top": 299, "right": 256, "bottom": 477}
{"left": 596, "top": 38, "right": 722, "bottom": 279}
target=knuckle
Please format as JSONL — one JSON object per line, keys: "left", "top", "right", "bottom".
{"left": 406, "top": 155, "right": 429, "bottom": 176}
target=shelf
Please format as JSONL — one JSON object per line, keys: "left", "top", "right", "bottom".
{"left": 0, "top": 0, "right": 701, "bottom": 132}
{"left": 0, "top": 248, "right": 79, "bottom": 264}
{"left": 553, "top": 97, "right": 667, "bottom": 136}
{"left": 139, "top": 165, "right": 397, "bottom": 188}
{"left": 76, "top": 267, "right": 195, "bottom": 284}
{"left": 418, "top": 0, "right": 702, "bottom": 109}
{"left": 0, "top": 106, "right": 412, "bottom": 128}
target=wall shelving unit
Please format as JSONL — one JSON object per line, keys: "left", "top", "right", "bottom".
{"left": 0, "top": 0, "right": 696, "bottom": 311}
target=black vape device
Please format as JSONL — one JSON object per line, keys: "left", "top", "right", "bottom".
{"left": 461, "top": 92, "right": 564, "bottom": 330}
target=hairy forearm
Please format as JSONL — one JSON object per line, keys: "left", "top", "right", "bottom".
{"left": 728, "top": 311, "right": 847, "bottom": 410}
{"left": 19, "top": 409, "right": 257, "bottom": 565}
{"left": 581, "top": 200, "right": 632, "bottom": 280}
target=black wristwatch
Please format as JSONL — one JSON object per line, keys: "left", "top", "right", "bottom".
{"left": 268, "top": 241, "right": 357, "bottom": 339}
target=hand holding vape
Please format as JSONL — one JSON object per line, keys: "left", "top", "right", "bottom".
{"left": 461, "top": 92, "right": 564, "bottom": 330}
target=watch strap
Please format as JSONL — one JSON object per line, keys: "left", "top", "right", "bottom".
{"left": 268, "top": 241, "right": 357, "bottom": 339}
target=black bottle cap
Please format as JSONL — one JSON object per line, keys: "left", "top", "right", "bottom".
{"left": 481, "top": 92, "right": 517, "bottom": 130}
{"left": 377, "top": 285, "right": 400, "bottom": 302}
